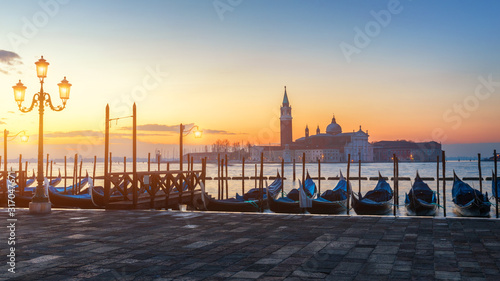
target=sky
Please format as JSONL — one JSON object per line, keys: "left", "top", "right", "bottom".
{"left": 0, "top": 0, "right": 499, "bottom": 159}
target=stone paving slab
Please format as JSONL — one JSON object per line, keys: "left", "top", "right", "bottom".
{"left": 1, "top": 209, "right": 500, "bottom": 280}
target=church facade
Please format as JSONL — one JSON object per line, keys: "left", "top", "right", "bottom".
{"left": 250, "top": 87, "right": 374, "bottom": 162}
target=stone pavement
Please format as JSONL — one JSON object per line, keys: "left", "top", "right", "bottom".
{"left": 1, "top": 209, "right": 500, "bottom": 280}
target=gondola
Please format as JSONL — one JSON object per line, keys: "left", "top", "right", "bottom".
{"left": 26, "top": 172, "right": 36, "bottom": 187}
{"left": 51, "top": 175, "right": 89, "bottom": 194}
{"left": 452, "top": 172, "right": 490, "bottom": 217}
{"left": 404, "top": 172, "right": 437, "bottom": 216}
{"left": 195, "top": 176, "right": 282, "bottom": 212}
{"left": 351, "top": 172, "right": 393, "bottom": 215}
{"left": 8, "top": 175, "right": 68, "bottom": 208}
{"left": 267, "top": 172, "right": 316, "bottom": 214}
{"left": 23, "top": 172, "right": 70, "bottom": 193}
{"left": 309, "top": 171, "right": 350, "bottom": 214}
{"left": 48, "top": 176, "right": 97, "bottom": 208}
{"left": 49, "top": 171, "right": 63, "bottom": 187}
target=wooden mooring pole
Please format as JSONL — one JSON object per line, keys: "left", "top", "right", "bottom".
{"left": 358, "top": 159, "right": 361, "bottom": 195}
{"left": 217, "top": 153, "right": 220, "bottom": 200}
{"left": 79, "top": 159, "right": 83, "bottom": 194}
{"left": 494, "top": 150, "right": 498, "bottom": 218}
{"left": 221, "top": 158, "right": 225, "bottom": 200}
{"left": 397, "top": 156, "right": 400, "bottom": 207}
{"left": 478, "top": 153, "right": 483, "bottom": 193}
{"left": 132, "top": 103, "right": 137, "bottom": 208}
{"left": 302, "top": 152, "right": 305, "bottom": 189}
{"left": 225, "top": 154, "right": 228, "bottom": 199}
{"left": 260, "top": 152, "right": 264, "bottom": 212}
{"left": 317, "top": 159, "right": 321, "bottom": 194}
{"left": 104, "top": 104, "right": 110, "bottom": 204}
{"left": 73, "top": 154, "right": 77, "bottom": 194}
{"left": 346, "top": 154, "right": 351, "bottom": 215}
{"left": 64, "top": 156, "right": 67, "bottom": 193}
{"left": 393, "top": 154, "right": 397, "bottom": 216}
{"left": 442, "top": 150, "right": 446, "bottom": 218}
{"left": 281, "top": 158, "right": 285, "bottom": 198}
{"left": 157, "top": 152, "right": 161, "bottom": 171}
{"left": 293, "top": 158, "right": 296, "bottom": 181}
{"left": 46, "top": 153, "right": 49, "bottom": 176}
{"left": 242, "top": 157, "right": 245, "bottom": 195}
{"left": 123, "top": 156, "right": 127, "bottom": 173}
{"left": 93, "top": 156, "right": 97, "bottom": 179}
{"left": 436, "top": 155, "right": 440, "bottom": 206}
{"left": 18, "top": 154, "right": 23, "bottom": 195}
{"left": 254, "top": 163, "right": 257, "bottom": 189}
{"left": 147, "top": 152, "right": 150, "bottom": 172}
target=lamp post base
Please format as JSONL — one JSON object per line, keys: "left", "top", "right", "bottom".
{"left": 29, "top": 202, "right": 51, "bottom": 214}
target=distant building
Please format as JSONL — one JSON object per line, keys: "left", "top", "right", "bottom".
{"left": 250, "top": 87, "right": 373, "bottom": 162}
{"left": 372, "top": 140, "right": 441, "bottom": 162}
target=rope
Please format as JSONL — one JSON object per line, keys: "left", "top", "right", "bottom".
{"left": 246, "top": 200, "right": 259, "bottom": 209}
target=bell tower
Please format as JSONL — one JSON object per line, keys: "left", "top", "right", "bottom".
{"left": 280, "top": 86, "right": 293, "bottom": 146}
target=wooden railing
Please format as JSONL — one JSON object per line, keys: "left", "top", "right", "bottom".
{"left": 101, "top": 169, "right": 205, "bottom": 208}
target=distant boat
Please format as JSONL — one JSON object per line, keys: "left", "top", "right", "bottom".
{"left": 452, "top": 172, "right": 490, "bottom": 217}
{"left": 405, "top": 172, "right": 437, "bottom": 216}
{"left": 352, "top": 172, "right": 393, "bottom": 215}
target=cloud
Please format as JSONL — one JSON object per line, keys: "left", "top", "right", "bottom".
{"left": 123, "top": 123, "right": 237, "bottom": 135}
{"left": 0, "top": 50, "right": 22, "bottom": 75}
{"left": 204, "top": 129, "right": 237, "bottom": 135}
{"left": 121, "top": 123, "right": 193, "bottom": 132}
{"left": 0, "top": 121, "right": 6, "bottom": 125}
{"left": 0, "top": 50, "right": 22, "bottom": 65}
{"left": 44, "top": 130, "right": 101, "bottom": 138}
{"left": 7, "top": 111, "right": 15, "bottom": 114}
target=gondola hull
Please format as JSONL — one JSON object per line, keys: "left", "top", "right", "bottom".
{"left": 453, "top": 200, "right": 491, "bottom": 217}
{"left": 267, "top": 189, "right": 303, "bottom": 213}
{"left": 405, "top": 174, "right": 437, "bottom": 216}
{"left": 454, "top": 203, "right": 491, "bottom": 217}
{"left": 309, "top": 199, "right": 347, "bottom": 214}
{"left": 48, "top": 186, "right": 97, "bottom": 208}
{"left": 405, "top": 197, "right": 437, "bottom": 216}
{"left": 351, "top": 194, "right": 392, "bottom": 215}
{"left": 453, "top": 174, "right": 491, "bottom": 217}
{"left": 198, "top": 192, "right": 263, "bottom": 212}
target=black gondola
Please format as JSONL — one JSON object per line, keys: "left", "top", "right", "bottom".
{"left": 48, "top": 176, "right": 96, "bottom": 208}
{"left": 351, "top": 172, "right": 393, "bottom": 215}
{"left": 452, "top": 172, "right": 490, "bottom": 217}
{"left": 309, "top": 171, "right": 350, "bottom": 214}
{"left": 195, "top": 175, "right": 281, "bottom": 212}
{"left": 267, "top": 172, "right": 316, "bottom": 214}
{"left": 404, "top": 172, "right": 437, "bottom": 216}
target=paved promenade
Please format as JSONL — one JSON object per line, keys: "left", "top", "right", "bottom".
{"left": 1, "top": 209, "right": 500, "bottom": 280}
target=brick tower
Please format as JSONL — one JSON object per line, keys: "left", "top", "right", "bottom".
{"left": 280, "top": 86, "right": 293, "bottom": 147}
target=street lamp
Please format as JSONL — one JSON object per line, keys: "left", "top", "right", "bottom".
{"left": 3, "top": 130, "right": 29, "bottom": 192}
{"left": 179, "top": 123, "right": 202, "bottom": 171}
{"left": 12, "top": 56, "right": 71, "bottom": 214}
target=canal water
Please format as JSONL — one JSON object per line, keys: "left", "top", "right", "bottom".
{"left": 16, "top": 160, "right": 499, "bottom": 217}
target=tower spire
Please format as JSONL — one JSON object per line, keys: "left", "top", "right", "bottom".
{"left": 282, "top": 86, "right": 289, "bottom": 106}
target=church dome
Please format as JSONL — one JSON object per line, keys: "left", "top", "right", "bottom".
{"left": 326, "top": 115, "right": 342, "bottom": 135}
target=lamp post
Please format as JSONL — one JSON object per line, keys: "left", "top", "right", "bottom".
{"left": 179, "top": 123, "right": 201, "bottom": 171}
{"left": 12, "top": 56, "right": 71, "bottom": 214}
